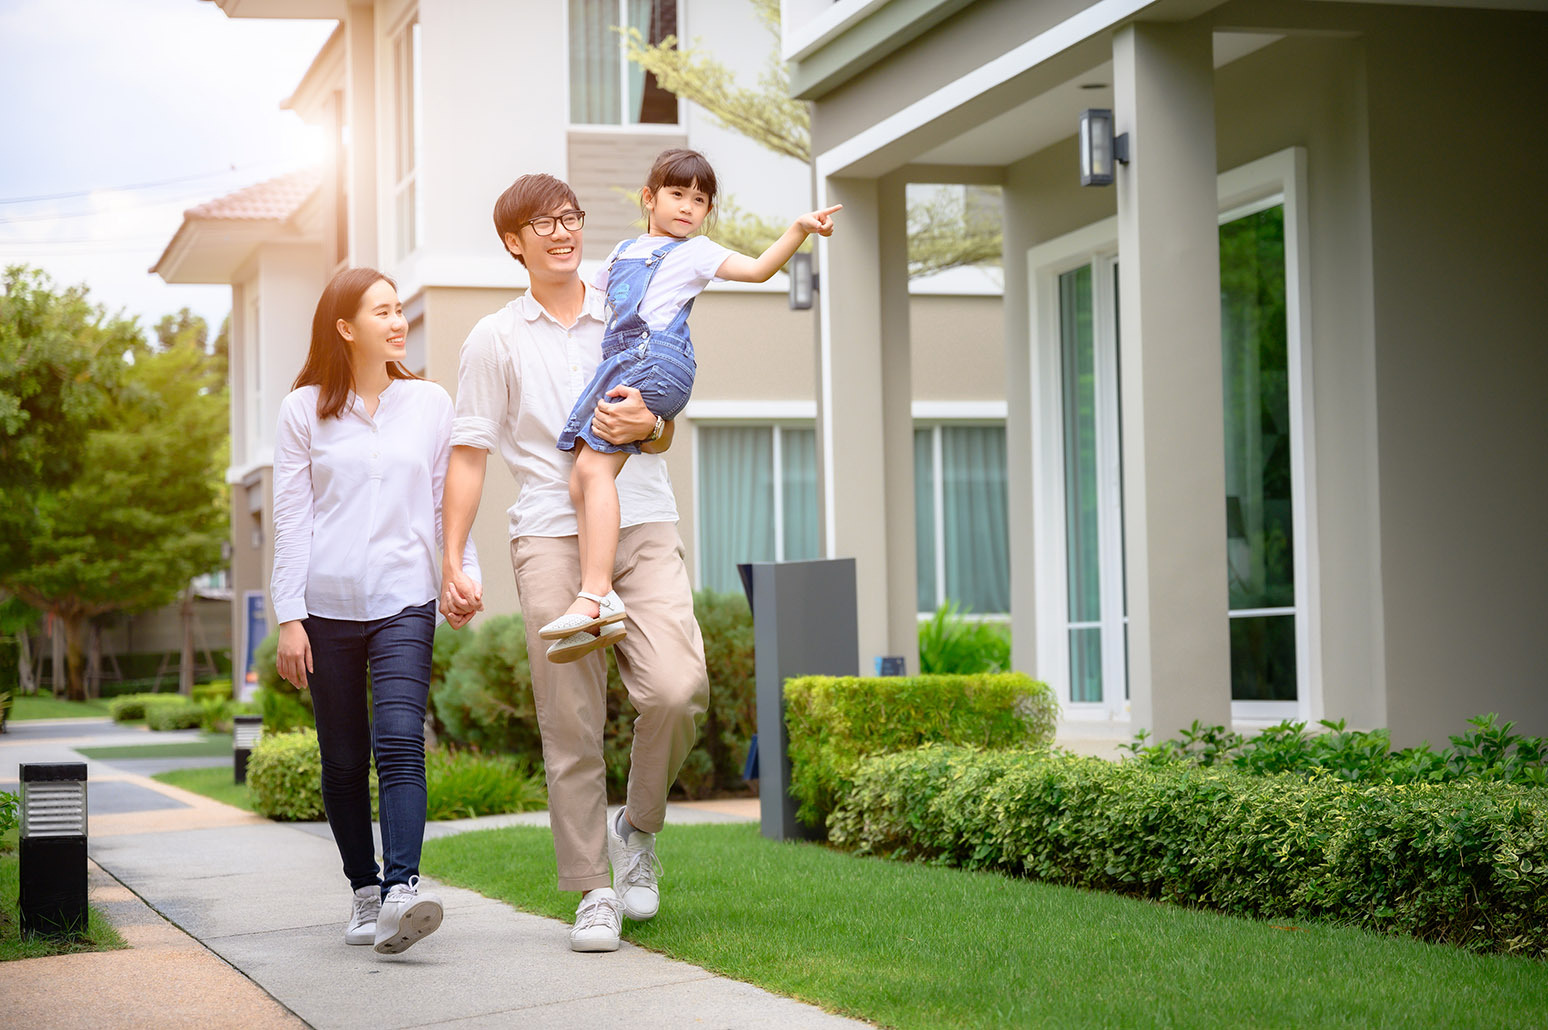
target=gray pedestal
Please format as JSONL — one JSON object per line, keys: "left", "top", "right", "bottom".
{"left": 743, "top": 559, "right": 858, "bottom": 841}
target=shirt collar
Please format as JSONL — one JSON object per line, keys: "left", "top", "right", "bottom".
{"left": 514, "top": 280, "right": 605, "bottom": 327}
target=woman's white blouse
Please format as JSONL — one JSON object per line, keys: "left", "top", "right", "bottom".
{"left": 270, "top": 379, "right": 479, "bottom": 625}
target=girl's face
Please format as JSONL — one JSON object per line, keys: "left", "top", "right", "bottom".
{"left": 644, "top": 180, "right": 712, "bottom": 238}
{"left": 338, "top": 278, "right": 407, "bottom": 368}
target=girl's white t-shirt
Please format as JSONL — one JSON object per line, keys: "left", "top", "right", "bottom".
{"left": 593, "top": 234, "right": 734, "bottom": 333}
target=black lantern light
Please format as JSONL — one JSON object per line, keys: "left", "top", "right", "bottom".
{"left": 19, "top": 762, "right": 88, "bottom": 936}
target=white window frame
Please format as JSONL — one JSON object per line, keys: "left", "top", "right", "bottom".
{"left": 389, "top": 12, "right": 422, "bottom": 261}
{"left": 689, "top": 403, "right": 818, "bottom": 591}
{"left": 1027, "top": 147, "right": 1319, "bottom": 726}
{"left": 564, "top": 0, "right": 686, "bottom": 130}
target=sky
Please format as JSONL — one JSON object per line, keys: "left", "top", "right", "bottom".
{"left": 0, "top": 0, "right": 335, "bottom": 335}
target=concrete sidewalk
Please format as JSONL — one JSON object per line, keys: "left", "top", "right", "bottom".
{"left": 2, "top": 718, "right": 869, "bottom": 1029}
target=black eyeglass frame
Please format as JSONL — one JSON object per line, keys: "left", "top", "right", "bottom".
{"left": 522, "top": 210, "right": 586, "bottom": 237}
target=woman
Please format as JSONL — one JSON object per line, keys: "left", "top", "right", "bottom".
{"left": 271, "top": 266, "right": 479, "bottom": 955}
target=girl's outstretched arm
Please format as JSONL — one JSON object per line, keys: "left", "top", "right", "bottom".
{"left": 716, "top": 205, "right": 842, "bottom": 284}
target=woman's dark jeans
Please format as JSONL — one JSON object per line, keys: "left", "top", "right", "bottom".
{"left": 303, "top": 599, "right": 435, "bottom": 897}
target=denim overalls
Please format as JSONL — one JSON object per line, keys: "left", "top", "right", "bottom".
{"left": 557, "top": 236, "right": 698, "bottom": 455}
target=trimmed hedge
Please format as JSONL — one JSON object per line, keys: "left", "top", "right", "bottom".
{"left": 784, "top": 673, "right": 1058, "bottom": 828}
{"left": 248, "top": 729, "right": 376, "bottom": 821}
{"left": 830, "top": 745, "right": 1548, "bottom": 956}
{"left": 145, "top": 701, "right": 204, "bottom": 731}
{"left": 246, "top": 729, "right": 545, "bottom": 822}
{"left": 109, "top": 692, "right": 190, "bottom": 723}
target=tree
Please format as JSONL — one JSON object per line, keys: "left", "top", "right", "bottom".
{"left": 0, "top": 267, "right": 227, "bottom": 700}
{"left": 622, "top": 0, "right": 1002, "bottom": 278}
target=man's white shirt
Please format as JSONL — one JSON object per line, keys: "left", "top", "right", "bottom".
{"left": 450, "top": 281, "right": 678, "bottom": 539}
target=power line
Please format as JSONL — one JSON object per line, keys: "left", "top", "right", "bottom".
{"left": 0, "top": 164, "right": 274, "bottom": 206}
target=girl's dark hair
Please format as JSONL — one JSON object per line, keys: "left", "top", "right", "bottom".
{"left": 643, "top": 149, "right": 719, "bottom": 233}
{"left": 294, "top": 267, "right": 420, "bottom": 419}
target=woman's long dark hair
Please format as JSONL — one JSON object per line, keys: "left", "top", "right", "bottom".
{"left": 294, "top": 267, "right": 420, "bottom": 419}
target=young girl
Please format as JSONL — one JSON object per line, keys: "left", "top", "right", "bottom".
{"left": 538, "top": 148, "right": 840, "bottom": 662}
{"left": 271, "top": 267, "right": 479, "bottom": 954}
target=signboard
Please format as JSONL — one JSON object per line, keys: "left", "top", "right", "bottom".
{"left": 239, "top": 590, "right": 267, "bottom": 702}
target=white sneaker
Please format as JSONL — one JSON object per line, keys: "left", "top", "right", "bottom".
{"left": 345, "top": 884, "right": 380, "bottom": 945}
{"left": 373, "top": 875, "right": 444, "bottom": 955}
{"left": 607, "top": 811, "right": 661, "bottom": 922}
{"left": 570, "top": 887, "right": 623, "bottom": 952}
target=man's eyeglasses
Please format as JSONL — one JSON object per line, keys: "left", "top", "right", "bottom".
{"left": 523, "top": 210, "right": 585, "bottom": 236}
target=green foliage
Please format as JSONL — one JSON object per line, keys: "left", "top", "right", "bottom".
{"left": 108, "top": 692, "right": 188, "bottom": 723}
{"left": 145, "top": 700, "right": 204, "bottom": 731}
{"left": 783, "top": 673, "right": 1057, "bottom": 829}
{"left": 0, "top": 791, "right": 17, "bottom": 848}
{"left": 247, "top": 728, "right": 375, "bottom": 822}
{"left": 191, "top": 679, "right": 232, "bottom": 702}
{"left": 830, "top": 744, "right": 1548, "bottom": 956}
{"left": 249, "top": 630, "right": 314, "bottom": 731}
{"left": 1123, "top": 714, "right": 1547, "bottom": 786}
{"left": 431, "top": 591, "right": 757, "bottom": 801}
{"left": 916, "top": 601, "right": 1011, "bottom": 674}
{"left": 424, "top": 749, "right": 547, "bottom": 821}
{"left": 0, "top": 637, "right": 18, "bottom": 694}
{"left": 246, "top": 729, "right": 544, "bottom": 823}
{"left": 0, "top": 689, "right": 10, "bottom": 731}
{"left": 0, "top": 267, "right": 227, "bottom": 700}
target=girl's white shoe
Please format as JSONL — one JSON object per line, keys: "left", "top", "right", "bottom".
{"left": 538, "top": 589, "right": 627, "bottom": 640}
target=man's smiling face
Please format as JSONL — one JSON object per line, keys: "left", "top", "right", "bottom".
{"left": 506, "top": 205, "right": 583, "bottom": 279}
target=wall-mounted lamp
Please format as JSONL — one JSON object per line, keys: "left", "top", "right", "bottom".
{"left": 1079, "top": 108, "right": 1130, "bottom": 187}
{"left": 788, "top": 251, "right": 819, "bottom": 310}
{"left": 233, "top": 715, "right": 264, "bottom": 785}
{"left": 19, "top": 762, "right": 88, "bottom": 936}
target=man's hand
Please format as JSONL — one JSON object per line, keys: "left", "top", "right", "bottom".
{"left": 592, "top": 385, "right": 658, "bottom": 446}
{"left": 276, "top": 621, "right": 312, "bottom": 690}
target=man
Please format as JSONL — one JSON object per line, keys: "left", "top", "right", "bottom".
{"left": 440, "top": 173, "right": 708, "bottom": 952}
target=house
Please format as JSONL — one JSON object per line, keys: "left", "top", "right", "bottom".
{"left": 153, "top": 0, "right": 1009, "bottom": 696}
{"left": 780, "top": 0, "right": 1548, "bottom": 746}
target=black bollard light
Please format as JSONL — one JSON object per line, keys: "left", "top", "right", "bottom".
{"left": 19, "top": 762, "right": 88, "bottom": 936}
{"left": 233, "top": 715, "right": 263, "bottom": 784}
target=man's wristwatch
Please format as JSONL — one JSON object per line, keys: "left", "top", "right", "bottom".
{"left": 646, "top": 414, "right": 666, "bottom": 443}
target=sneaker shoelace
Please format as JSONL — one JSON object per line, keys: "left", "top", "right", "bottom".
{"left": 352, "top": 892, "right": 379, "bottom": 923}
{"left": 386, "top": 876, "right": 421, "bottom": 904}
{"left": 576, "top": 892, "right": 623, "bottom": 930}
{"left": 620, "top": 847, "right": 663, "bottom": 890}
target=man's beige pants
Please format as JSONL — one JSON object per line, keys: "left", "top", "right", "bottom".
{"left": 512, "top": 521, "right": 709, "bottom": 892}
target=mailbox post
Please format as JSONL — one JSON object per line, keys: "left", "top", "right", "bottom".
{"left": 741, "top": 559, "right": 858, "bottom": 841}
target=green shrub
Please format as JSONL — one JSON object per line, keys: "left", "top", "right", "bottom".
{"left": 108, "top": 692, "right": 187, "bottom": 723}
{"left": 1125, "top": 714, "right": 1547, "bottom": 786}
{"left": 145, "top": 700, "right": 204, "bottom": 731}
{"left": 248, "top": 728, "right": 378, "bottom": 821}
{"left": 830, "top": 745, "right": 1548, "bottom": 957}
{"left": 424, "top": 748, "right": 547, "bottom": 820}
{"left": 431, "top": 591, "right": 757, "bottom": 801}
{"left": 0, "top": 789, "right": 18, "bottom": 848}
{"left": 784, "top": 673, "right": 1057, "bottom": 829}
{"left": 251, "top": 630, "right": 315, "bottom": 730}
{"left": 916, "top": 602, "right": 1012, "bottom": 674}
{"left": 192, "top": 679, "right": 232, "bottom": 702}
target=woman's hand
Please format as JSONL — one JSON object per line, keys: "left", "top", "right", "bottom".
{"left": 276, "top": 621, "right": 313, "bottom": 690}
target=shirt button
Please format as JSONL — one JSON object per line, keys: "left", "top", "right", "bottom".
{"left": 571, "top": 365, "right": 579, "bottom": 372}
{"left": 371, "top": 451, "right": 380, "bottom": 459}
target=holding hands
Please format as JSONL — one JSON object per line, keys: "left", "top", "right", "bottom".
{"left": 440, "top": 566, "right": 483, "bottom": 629}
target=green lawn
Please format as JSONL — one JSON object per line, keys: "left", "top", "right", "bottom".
{"left": 6, "top": 695, "right": 112, "bottom": 721}
{"left": 150, "top": 766, "right": 253, "bottom": 812}
{"left": 422, "top": 823, "right": 1548, "bottom": 1030}
{"left": 76, "top": 734, "right": 233, "bottom": 760}
{"left": 0, "top": 837, "right": 127, "bottom": 962}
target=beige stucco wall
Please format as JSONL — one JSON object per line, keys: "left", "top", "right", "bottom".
{"left": 1359, "top": 9, "right": 1548, "bottom": 745}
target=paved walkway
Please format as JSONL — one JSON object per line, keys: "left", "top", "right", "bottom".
{"left": 2, "top": 718, "right": 870, "bottom": 1029}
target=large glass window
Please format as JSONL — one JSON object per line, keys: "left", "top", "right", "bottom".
{"left": 1220, "top": 205, "right": 1294, "bottom": 701}
{"left": 569, "top": 0, "right": 679, "bottom": 126}
{"left": 915, "top": 424, "right": 1009, "bottom": 615}
{"left": 696, "top": 425, "right": 817, "bottom": 594}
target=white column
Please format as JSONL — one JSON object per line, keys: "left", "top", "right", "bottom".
{"left": 817, "top": 174, "right": 918, "bottom": 672}
{"left": 1113, "top": 22, "right": 1232, "bottom": 735}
